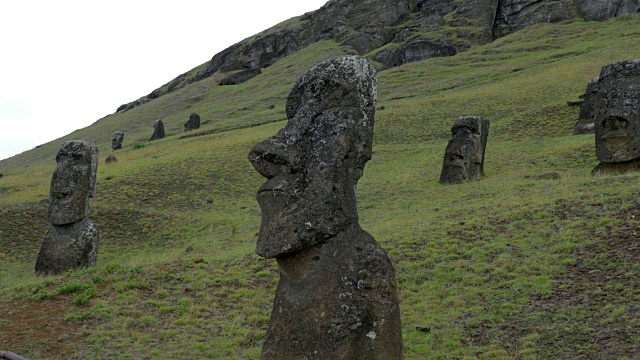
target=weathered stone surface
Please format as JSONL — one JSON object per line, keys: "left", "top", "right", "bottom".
{"left": 219, "top": 68, "right": 262, "bottom": 86}
{"left": 440, "top": 116, "right": 490, "bottom": 184}
{"left": 493, "top": 0, "right": 574, "bottom": 37}
{"left": 184, "top": 113, "right": 201, "bottom": 132}
{"left": 575, "top": 0, "right": 640, "bottom": 21}
{"left": 35, "top": 218, "right": 99, "bottom": 275}
{"left": 112, "top": 131, "right": 124, "bottom": 150}
{"left": 105, "top": 155, "right": 118, "bottom": 164}
{"left": 593, "top": 59, "right": 640, "bottom": 173}
{"left": 374, "top": 40, "right": 456, "bottom": 69}
{"left": 249, "top": 56, "right": 403, "bottom": 359}
{"left": 573, "top": 77, "right": 600, "bottom": 135}
{"left": 149, "top": 119, "right": 165, "bottom": 141}
{"left": 36, "top": 140, "right": 99, "bottom": 275}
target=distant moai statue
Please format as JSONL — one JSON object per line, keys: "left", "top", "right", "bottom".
{"left": 184, "top": 113, "right": 201, "bottom": 132}
{"left": 573, "top": 77, "right": 600, "bottom": 134}
{"left": 149, "top": 119, "right": 165, "bottom": 141}
{"left": 249, "top": 56, "right": 404, "bottom": 359}
{"left": 593, "top": 59, "right": 640, "bottom": 174}
{"left": 105, "top": 155, "right": 118, "bottom": 164}
{"left": 440, "top": 116, "right": 490, "bottom": 184}
{"left": 112, "top": 131, "right": 124, "bottom": 150}
{"left": 35, "top": 141, "right": 99, "bottom": 275}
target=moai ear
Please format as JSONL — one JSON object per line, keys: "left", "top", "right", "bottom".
{"left": 89, "top": 143, "right": 98, "bottom": 198}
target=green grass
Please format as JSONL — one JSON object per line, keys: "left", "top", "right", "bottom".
{"left": 1, "top": 15, "right": 640, "bottom": 359}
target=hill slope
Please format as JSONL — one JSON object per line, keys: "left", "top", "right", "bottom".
{"left": 1, "top": 15, "right": 640, "bottom": 359}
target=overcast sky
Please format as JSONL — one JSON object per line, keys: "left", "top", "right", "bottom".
{"left": 0, "top": 0, "right": 328, "bottom": 161}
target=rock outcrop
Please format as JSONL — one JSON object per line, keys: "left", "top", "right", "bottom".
{"left": 592, "top": 59, "right": 640, "bottom": 174}
{"left": 249, "top": 56, "right": 403, "bottom": 359}
{"left": 36, "top": 141, "right": 99, "bottom": 275}
{"left": 218, "top": 68, "right": 262, "bottom": 86}
{"left": 114, "top": 0, "right": 639, "bottom": 113}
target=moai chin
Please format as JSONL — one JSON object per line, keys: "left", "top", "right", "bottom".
{"left": 593, "top": 59, "right": 640, "bottom": 174}
{"left": 184, "top": 113, "right": 201, "bottom": 132}
{"left": 36, "top": 140, "right": 99, "bottom": 275}
{"left": 149, "top": 119, "right": 165, "bottom": 141}
{"left": 112, "top": 131, "right": 124, "bottom": 150}
{"left": 248, "top": 56, "right": 404, "bottom": 359}
{"left": 439, "top": 116, "right": 490, "bottom": 184}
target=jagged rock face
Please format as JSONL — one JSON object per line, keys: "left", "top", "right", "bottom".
{"left": 593, "top": 59, "right": 640, "bottom": 172}
{"left": 440, "top": 116, "right": 490, "bottom": 184}
{"left": 48, "top": 141, "right": 98, "bottom": 225}
{"left": 37, "top": 140, "right": 99, "bottom": 275}
{"left": 374, "top": 40, "right": 457, "bottom": 69}
{"left": 184, "top": 113, "right": 201, "bottom": 132}
{"left": 573, "top": 77, "right": 600, "bottom": 135}
{"left": 494, "top": 0, "right": 573, "bottom": 37}
{"left": 218, "top": 68, "right": 262, "bottom": 86}
{"left": 35, "top": 218, "right": 99, "bottom": 275}
{"left": 112, "top": 131, "right": 124, "bottom": 150}
{"left": 575, "top": 0, "right": 640, "bottom": 21}
{"left": 114, "top": 0, "right": 639, "bottom": 113}
{"left": 149, "top": 119, "right": 165, "bottom": 141}
{"left": 249, "top": 56, "right": 403, "bottom": 359}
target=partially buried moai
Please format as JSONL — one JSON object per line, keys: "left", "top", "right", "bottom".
{"left": 184, "top": 113, "right": 201, "bottom": 132}
{"left": 248, "top": 56, "right": 404, "bottom": 359}
{"left": 36, "top": 141, "right": 99, "bottom": 275}
{"left": 439, "top": 116, "right": 490, "bottom": 184}
{"left": 112, "top": 131, "right": 124, "bottom": 150}
{"left": 592, "top": 59, "right": 640, "bottom": 174}
{"left": 149, "top": 119, "right": 165, "bottom": 141}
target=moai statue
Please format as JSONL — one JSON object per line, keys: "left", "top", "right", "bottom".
{"left": 439, "top": 116, "right": 490, "bottom": 184}
{"left": 184, "top": 113, "right": 201, "bottom": 132}
{"left": 112, "top": 131, "right": 124, "bottom": 150}
{"left": 573, "top": 77, "right": 600, "bottom": 135}
{"left": 249, "top": 56, "right": 404, "bottom": 360}
{"left": 592, "top": 59, "right": 640, "bottom": 174}
{"left": 149, "top": 119, "right": 165, "bottom": 141}
{"left": 36, "top": 141, "right": 99, "bottom": 275}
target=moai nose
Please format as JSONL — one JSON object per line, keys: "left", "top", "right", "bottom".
{"left": 249, "top": 138, "right": 300, "bottom": 179}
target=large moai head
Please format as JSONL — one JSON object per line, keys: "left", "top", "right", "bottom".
{"left": 48, "top": 141, "right": 98, "bottom": 225}
{"left": 249, "top": 56, "right": 377, "bottom": 259}
{"left": 184, "top": 113, "right": 201, "bottom": 132}
{"left": 594, "top": 60, "right": 640, "bottom": 164}
{"left": 111, "top": 131, "right": 124, "bottom": 150}
{"left": 440, "top": 116, "right": 490, "bottom": 184}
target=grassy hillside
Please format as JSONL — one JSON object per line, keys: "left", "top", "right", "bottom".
{"left": 1, "top": 15, "right": 640, "bottom": 359}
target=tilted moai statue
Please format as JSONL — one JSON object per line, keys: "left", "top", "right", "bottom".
{"left": 149, "top": 119, "right": 165, "bottom": 141}
{"left": 439, "top": 116, "right": 490, "bottom": 184}
{"left": 593, "top": 59, "right": 640, "bottom": 174}
{"left": 36, "top": 141, "right": 99, "bottom": 275}
{"left": 573, "top": 77, "right": 600, "bottom": 135}
{"left": 112, "top": 131, "right": 124, "bottom": 150}
{"left": 249, "top": 56, "right": 404, "bottom": 359}
{"left": 184, "top": 113, "right": 201, "bottom": 132}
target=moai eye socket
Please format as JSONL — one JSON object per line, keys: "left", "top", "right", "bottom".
{"left": 603, "top": 116, "right": 629, "bottom": 129}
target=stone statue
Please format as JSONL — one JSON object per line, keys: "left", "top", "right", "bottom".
{"left": 439, "top": 116, "right": 490, "bottom": 184}
{"left": 593, "top": 59, "right": 640, "bottom": 174}
{"left": 149, "top": 119, "right": 165, "bottom": 141}
{"left": 573, "top": 77, "right": 600, "bottom": 135}
{"left": 112, "top": 131, "right": 124, "bottom": 150}
{"left": 249, "top": 56, "right": 403, "bottom": 359}
{"left": 184, "top": 113, "right": 201, "bottom": 132}
{"left": 35, "top": 141, "right": 99, "bottom": 275}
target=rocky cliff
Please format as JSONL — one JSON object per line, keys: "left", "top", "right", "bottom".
{"left": 116, "top": 0, "right": 639, "bottom": 113}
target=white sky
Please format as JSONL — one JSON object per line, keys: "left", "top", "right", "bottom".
{"left": 0, "top": 0, "right": 328, "bottom": 161}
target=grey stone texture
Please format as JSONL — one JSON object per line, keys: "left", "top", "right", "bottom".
{"left": 219, "top": 68, "right": 262, "bottom": 85}
{"left": 440, "top": 116, "right": 490, "bottom": 184}
{"left": 573, "top": 77, "right": 600, "bottom": 135}
{"left": 184, "top": 113, "right": 201, "bottom": 132}
{"left": 249, "top": 56, "right": 403, "bottom": 359}
{"left": 149, "top": 119, "right": 165, "bottom": 141}
{"left": 593, "top": 59, "right": 640, "bottom": 174}
{"left": 112, "top": 131, "right": 124, "bottom": 150}
{"left": 36, "top": 141, "right": 99, "bottom": 275}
